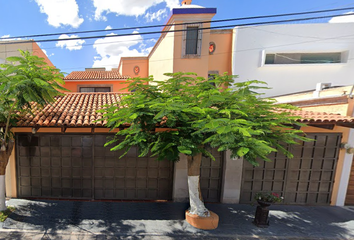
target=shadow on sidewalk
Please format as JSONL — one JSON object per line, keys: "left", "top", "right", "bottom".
{"left": 2, "top": 199, "right": 354, "bottom": 239}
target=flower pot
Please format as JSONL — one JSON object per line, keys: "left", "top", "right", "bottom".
{"left": 253, "top": 200, "right": 272, "bottom": 228}
{"left": 257, "top": 200, "right": 272, "bottom": 208}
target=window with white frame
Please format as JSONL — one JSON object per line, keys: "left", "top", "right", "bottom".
{"left": 264, "top": 52, "right": 343, "bottom": 65}
{"left": 182, "top": 24, "right": 202, "bottom": 57}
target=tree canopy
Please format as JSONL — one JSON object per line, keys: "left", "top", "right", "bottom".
{"left": 0, "top": 50, "right": 67, "bottom": 146}
{"left": 102, "top": 72, "right": 308, "bottom": 166}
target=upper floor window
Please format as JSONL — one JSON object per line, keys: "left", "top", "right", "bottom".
{"left": 182, "top": 24, "right": 202, "bottom": 58}
{"left": 264, "top": 52, "right": 343, "bottom": 65}
{"left": 79, "top": 87, "right": 111, "bottom": 92}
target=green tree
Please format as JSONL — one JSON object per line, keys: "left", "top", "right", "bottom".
{"left": 102, "top": 72, "right": 308, "bottom": 218}
{"left": 0, "top": 50, "right": 67, "bottom": 210}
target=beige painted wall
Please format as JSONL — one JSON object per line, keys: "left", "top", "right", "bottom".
{"left": 0, "top": 41, "right": 32, "bottom": 61}
{"left": 0, "top": 40, "right": 54, "bottom": 67}
{"left": 301, "top": 104, "right": 349, "bottom": 116}
{"left": 149, "top": 25, "right": 175, "bottom": 81}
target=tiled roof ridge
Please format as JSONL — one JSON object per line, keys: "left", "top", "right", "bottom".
{"left": 10, "top": 97, "right": 354, "bottom": 128}
{"left": 15, "top": 93, "right": 123, "bottom": 127}
{"left": 64, "top": 70, "right": 130, "bottom": 80}
{"left": 63, "top": 92, "right": 130, "bottom": 95}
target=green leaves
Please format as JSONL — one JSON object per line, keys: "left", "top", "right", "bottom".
{"left": 237, "top": 147, "right": 249, "bottom": 157}
{"left": 0, "top": 50, "right": 68, "bottom": 144}
{"left": 101, "top": 72, "right": 310, "bottom": 165}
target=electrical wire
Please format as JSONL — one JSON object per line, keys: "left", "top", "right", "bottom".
{"left": 1, "top": 6, "right": 354, "bottom": 41}
{"left": 1, "top": 11, "right": 354, "bottom": 45}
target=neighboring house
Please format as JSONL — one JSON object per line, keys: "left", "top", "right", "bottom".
{"left": 4, "top": 1, "right": 354, "bottom": 207}
{"left": 64, "top": 68, "right": 130, "bottom": 93}
{"left": 0, "top": 39, "right": 53, "bottom": 67}
{"left": 273, "top": 86, "right": 354, "bottom": 206}
{"left": 231, "top": 23, "right": 354, "bottom": 97}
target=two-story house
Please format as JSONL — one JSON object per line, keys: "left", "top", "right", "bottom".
{"left": 4, "top": 1, "right": 354, "bottom": 207}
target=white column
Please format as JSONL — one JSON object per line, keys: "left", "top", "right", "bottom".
{"left": 220, "top": 150, "right": 243, "bottom": 203}
{"left": 172, "top": 154, "right": 189, "bottom": 202}
{"left": 336, "top": 128, "right": 354, "bottom": 206}
{"left": 0, "top": 175, "right": 6, "bottom": 211}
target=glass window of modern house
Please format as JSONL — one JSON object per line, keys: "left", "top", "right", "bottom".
{"left": 264, "top": 52, "right": 342, "bottom": 65}
{"left": 79, "top": 87, "right": 111, "bottom": 92}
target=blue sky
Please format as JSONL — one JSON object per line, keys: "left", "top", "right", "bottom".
{"left": 0, "top": 0, "right": 354, "bottom": 74}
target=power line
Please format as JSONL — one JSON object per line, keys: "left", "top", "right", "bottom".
{"left": 1, "top": 6, "right": 354, "bottom": 41}
{"left": 58, "top": 31, "right": 354, "bottom": 71}
{"left": 1, "top": 11, "right": 354, "bottom": 45}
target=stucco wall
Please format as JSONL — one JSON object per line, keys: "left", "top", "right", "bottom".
{"left": 32, "top": 41, "right": 54, "bottom": 67}
{"left": 120, "top": 57, "right": 148, "bottom": 78}
{"left": 208, "top": 30, "right": 232, "bottom": 76}
{"left": 149, "top": 25, "right": 175, "bottom": 81}
{"left": 0, "top": 41, "right": 32, "bottom": 62}
{"left": 172, "top": 16, "right": 212, "bottom": 79}
{"left": 63, "top": 80, "right": 130, "bottom": 92}
{"left": 232, "top": 23, "right": 354, "bottom": 97}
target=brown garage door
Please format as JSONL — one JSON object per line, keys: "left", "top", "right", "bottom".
{"left": 16, "top": 134, "right": 174, "bottom": 200}
{"left": 240, "top": 133, "right": 341, "bottom": 205}
{"left": 200, "top": 147, "right": 224, "bottom": 203}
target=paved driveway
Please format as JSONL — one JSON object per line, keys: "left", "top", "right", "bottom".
{"left": 0, "top": 199, "right": 354, "bottom": 239}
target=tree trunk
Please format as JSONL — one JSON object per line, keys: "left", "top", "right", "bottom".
{"left": 187, "top": 152, "right": 210, "bottom": 217}
{"left": 0, "top": 140, "right": 14, "bottom": 211}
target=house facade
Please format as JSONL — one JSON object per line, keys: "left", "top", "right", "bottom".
{"left": 274, "top": 87, "right": 354, "bottom": 206}
{"left": 0, "top": 39, "right": 53, "bottom": 67}
{"left": 64, "top": 68, "right": 130, "bottom": 93}
{"left": 4, "top": 1, "right": 354, "bottom": 206}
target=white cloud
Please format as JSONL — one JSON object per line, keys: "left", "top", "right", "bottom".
{"left": 105, "top": 25, "right": 112, "bottom": 30}
{"left": 34, "top": 0, "right": 84, "bottom": 28}
{"left": 56, "top": 34, "right": 85, "bottom": 51}
{"left": 145, "top": 9, "right": 167, "bottom": 22}
{"left": 329, "top": 12, "right": 354, "bottom": 23}
{"left": 42, "top": 49, "right": 54, "bottom": 57}
{"left": 0, "top": 35, "right": 22, "bottom": 41}
{"left": 92, "top": 31, "right": 151, "bottom": 70}
{"left": 93, "top": 0, "right": 179, "bottom": 20}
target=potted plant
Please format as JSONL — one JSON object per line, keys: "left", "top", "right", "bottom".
{"left": 253, "top": 192, "right": 283, "bottom": 228}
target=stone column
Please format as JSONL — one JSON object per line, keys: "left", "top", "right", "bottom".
{"left": 220, "top": 150, "right": 243, "bottom": 203}
{"left": 172, "top": 154, "right": 189, "bottom": 202}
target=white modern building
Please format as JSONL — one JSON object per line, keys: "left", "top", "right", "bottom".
{"left": 232, "top": 22, "right": 354, "bottom": 97}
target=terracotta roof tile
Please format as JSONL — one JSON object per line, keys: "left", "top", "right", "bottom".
{"left": 64, "top": 71, "right": 130, "bottom": 80}
{"left": 10, "top": 96, "right": 354, "bottom": 128}
{"left": 15, "top": 93, "right": 126, "bottom": 127}
{"left": 290, "top": 110, "right": 354, "bottom": 124}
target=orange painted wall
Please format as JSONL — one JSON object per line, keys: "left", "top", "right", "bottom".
{"left": 208, "top": 30, "right": 233, "bottom": 75}
{"left": 63, "top": 80, "right": 131, "bottom": 93}
{"left": 32, "top": 41, "right": 54, "bottom": 67}
{"left": 171, "top": 13, "right": 215, "bottom": 79}
{"left": 120, "top": 57, "right": 148, "bottom": 79}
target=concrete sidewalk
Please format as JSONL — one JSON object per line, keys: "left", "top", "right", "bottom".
{"left": 0, "top": 199, "right": 353, "bottom": 239}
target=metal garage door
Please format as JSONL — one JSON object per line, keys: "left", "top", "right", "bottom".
{"left": 240, "top": 133, "right": 341, "bottom": 205}
{"left": 200, "top": 147, "right": 224, "bottom": 203}
{"left": 16, "top": 134, "right": 174, "bottom": 200}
